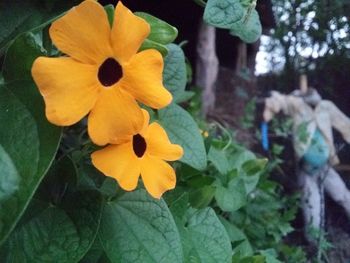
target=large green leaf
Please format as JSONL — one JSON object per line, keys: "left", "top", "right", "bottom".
{"left": 135, "top": 12, "right": 178, "bottom": 44}
{"left": 99, "top": 189, "right": 183, "bottom": 263}
{"left": 0, "top": 33, "right": 61, "bottom": 244}
{"left": 0, "top": 0, "right": 79, "bottom": 54}
{"left": 0, "top": 157, "right": 103, "bottom": 262}
{"left": 159, "top": 103, "right": 207, "bottom": 170}
{"left": 181, "top": 208, "right": 232, "bottom": 263}
{"left": 204, "top": 0, "right": 244, "bottom": 29}
{"left": 0, "top": 82, "right": 61, "bottom": 245}
{"left": 163, "top": 44, "right": 187, "bottom": 101}
{"left": 230, "top": 9, "right": 262, "bottom": 43}
{"left": 0, "top": 190, "right": 102, "bottom": 262}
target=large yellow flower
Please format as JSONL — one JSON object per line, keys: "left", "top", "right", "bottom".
{"left": 31, "top": 0, "right": 172, "bottom": 145}
{"left": 91, "top": 110, "right": 183, "bottom": 199}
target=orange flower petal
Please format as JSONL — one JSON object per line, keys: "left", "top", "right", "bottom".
{"left": 50, "top": 0, "right": 112, "bottom": 64}
{"left": 140, "top": 109, "right": 150, "bottom": 135}
{"left": 88, "top": 88, "right": 144, "bottom": 146}
{"left": 91, "top": 143, "right": 141, "bottom": 191}
{"left": 111, "top": 2, "right": 150, "bottom": 63}
{"left": 146, "top": 123, "right": 183, "bottom": 161}
{"left": 140, "top": 156, "right": 176, "bottom": 199}
{"left": 121, "top": 49, "right": 172, "bottom": 109}
{"left": 31, "top": 57, "right": 99, "bottom": 126}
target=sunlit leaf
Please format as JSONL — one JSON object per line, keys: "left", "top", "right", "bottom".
{"left": 204, "top": 0, "right": 244, "bottom": 29}
{"left": 99, "top": 189, "right": 183, "bottom": 263}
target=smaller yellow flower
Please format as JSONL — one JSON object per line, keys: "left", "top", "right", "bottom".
{"left": 92, "top": 110, "right": 183, "bottom": 199}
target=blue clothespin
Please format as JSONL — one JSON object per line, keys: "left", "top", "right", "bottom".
{"left": 261, "top": 122, "right": 269, "bottom": 151}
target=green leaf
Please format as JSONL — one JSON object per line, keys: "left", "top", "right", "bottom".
{"left": 164, "top": 188, "right": 189, "bottom": 220}
{"left": 228, "top": 149, "right": 255, "bottom": 171}
{"left": 218, "top": 216, "right": 246, "bottom": 242}
{"left": 230, "top": 9, "right": 262, "bottom": 43}
{"left": 80, "top": 238, "right": 111, "bottom": 263}
{"left": 0, "top": 0, "right": 79, "bottom": 54}
{"left": 0, "top": 1, "right": 42, "bottom": 54}
{"left": 242, "top": 174, "right": 260, "bottom": 193}
{"left": 260, "top": 249, "right": 283, "bottom": 263}
{"left": 218, "top": 216, "right": 253, "bottom": 257}
{"left": 159, "top": 103, "right": 207, "bottom": 170}
{"left": 104, "top": 4, "right": 115, "bottom": 27}
{"left": 240, "top": 255, "right": 266, "bottom": 263}
{"left": 0, "top": 82, "right": 61, "bottom": 245}
{"left": 174, "top": 90, "right": 195, "bottom": 104}
{"left": 240, "top": 158, "right": 266, "bottom": 193}
{"left": 189, "top": 186, "right": 216, "bottom": 209}
{"left": 215, "top": 177, "right": 247, "bottom": 212}
{"left": 208, "top": 146, "right": 230, "bottom": 174}
{"left": 77, "top": 162, "right": 119, "bottom": 198}
{"left": 0, "top": 190, "right": 102, "bottom": 262}
{"left": 2, "top": 33, "right": 43, "bottom": 81}
{"left": 136, "top": 13, "right": 180, "bottom": 57}
{"left": 240, "top": 0, "right": 253, "bottom": 8}
{"left": 0, "top": 146, "right": 20, "bottom": 201}
{"left": 34, "top": 157, "right": 77, "bottom": 204}
{"left": 139, "top": 38, "right": 168, "bottom": 57}
{"left": 135, "top": 12, "right": 178, "bottom": 44}
{"left": 272, "top": 144, "right": 284, "bottom": 155}
{"left": 182, "top": 208, "right": 232, "bottom": 263}
{"left": 0, "top": 33, "right": 61, "bottom": 244}
{"left": 99, "top": 189, "right": 183, "bottom": 263}
{"left": 278, "top": 222, "right": 294, "bottom": 236}
{"left": 204, "top": 0, "right": 245, "bottom": 29}
{"left": 1, "top": 156, "right": 102, "bottom": 262}
{"left": 242, "top": 158, "right": 268, "bottom": 176}
{"left": 163, "top": 44, "right": 187, "bottom": 101}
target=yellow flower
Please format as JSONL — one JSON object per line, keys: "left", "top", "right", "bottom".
{"left": 31, "top": 0, "right": 172, "bottom": 145}
{"left": 91, "top": 110, "right": 183, "bottom": 199}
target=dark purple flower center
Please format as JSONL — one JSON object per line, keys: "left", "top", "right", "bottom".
{"left": 133, "top": 134, "right": 147, "bottom": 158}
{"left": 98, "top": 58, "right": 123, "bottom": 87}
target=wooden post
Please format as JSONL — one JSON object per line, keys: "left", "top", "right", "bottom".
{"left": 195, "top": 21, "right": 219, "bottom": 116}
{"left": 300, "top": 74, "right": 308, "bottom": 94}
{"left": 235, "top": 42, "right": 247, "bottom": 74}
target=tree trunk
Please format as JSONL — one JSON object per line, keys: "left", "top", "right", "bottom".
{"left": 195, "top": 22, "right": 219, "bottom": 116}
